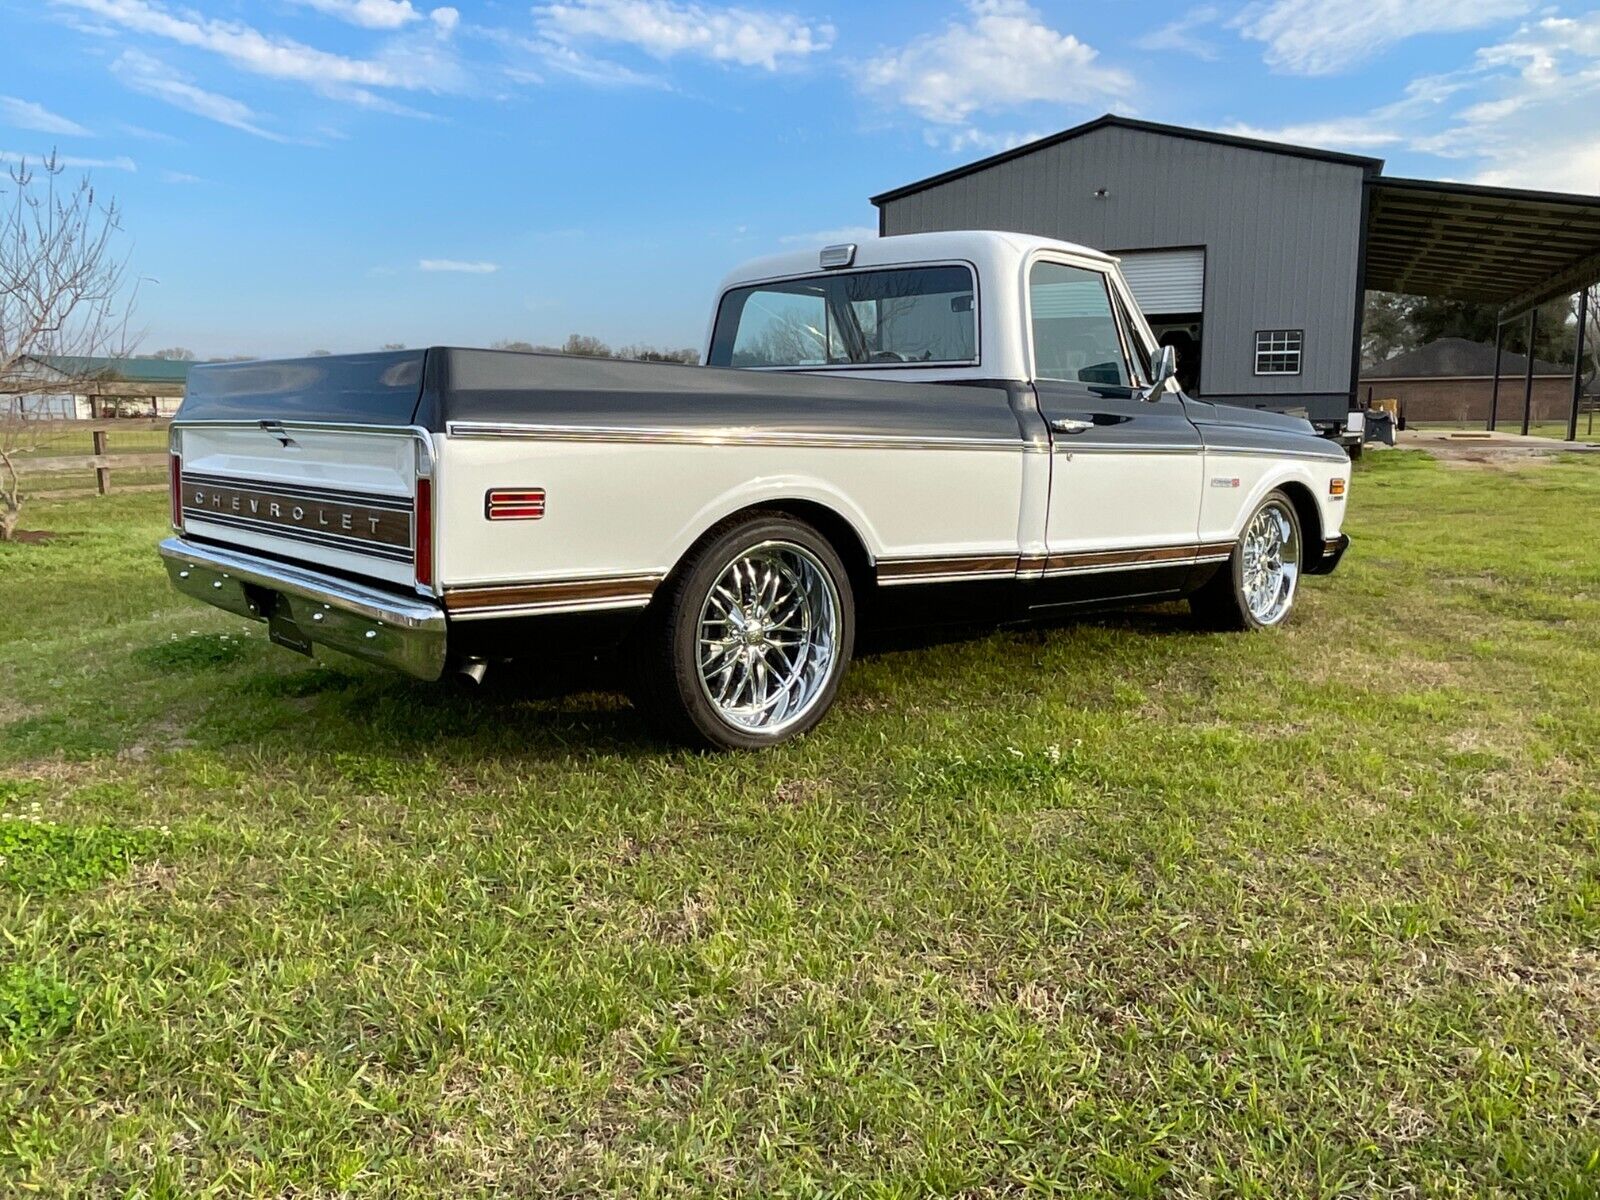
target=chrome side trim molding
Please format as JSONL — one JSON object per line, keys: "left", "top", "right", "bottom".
{"left": 158, "top": 536, "right": 447, "bottom": 681}
{"left": 445, "top": 421, "right": 1025, "bottom": 453}
{"left": 1203, "top": 444, "right": 1349, "bottom": 463}
{"left": 174, "top": 419, "right": 431, "bottom": 439}
{"left": 1050, "top": 442, "right": 1200, "bottom": 455}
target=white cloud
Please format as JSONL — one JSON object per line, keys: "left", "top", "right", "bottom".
{"left": 1444, "top": 15, "right": 1600, "bottom": 193}
{"left": 115, "top": 48, "right": 291, "bottom": 142}
{"left": 0, "top": 96, "right": 92, "bottom": 137}
{"left": 55, "top": 0, "right": 456, "bottom": 93}
{"left": 1135, "top": 6, "right": 1222, "bottom": 61}
{"left": 419, "top": 258, "right": 499, "bottom": 273}
{"left": 862, "top": 0, "right": 1131, "bottom": 127}
{"left": 290, "top": 0, "right": 421, "bottom": 29}
{"left": 484, "top": 25, "right": 667, "bottom": 88}
{"left": 0, "top": 150, "right": 136, "bottom": 172}
{"left": 159, "top": 168, "right": 205, "bottom": 183}
{"left": 1217, "top": 120, "right": 1402, "bottom": 151}
{"left": 778, "top": 224, "right": 877, "bottom": 247}
{"left": 535, "top": 0, "right": 834, "bottom": 70}
{"left": 934, "top": 127, "right": 1050, "bottom": 156}
{"left": 1226, "top": 13, "right": 1600, "bottom": 195}
{"left": 117, "top": 121, "right": 183, "bottom": 143}
{"left": 1235, "top": 0, "right": 1532, "bottom": 76}
{"left": 429, "top": 7, "right": 459, "bottom": 34}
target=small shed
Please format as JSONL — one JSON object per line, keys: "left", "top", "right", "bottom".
{"left": 4, "top": 355, "right": 192, "bottom": 418}
{"left": 1361, "top": 339, "right": 1579, "bottom": 425}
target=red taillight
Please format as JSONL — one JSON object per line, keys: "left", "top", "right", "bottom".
{"left": 169, "top": 453, "right": 183, "bottom": 530}
{"left": 414, "top": 475, "right": 433, "bottom": 588}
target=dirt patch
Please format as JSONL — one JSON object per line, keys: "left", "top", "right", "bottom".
{"left": 1429, "top": 452, "right": 1577, "bottom": 470}
{"left": 6, "top": 529, "right": 57, "bottom": 544}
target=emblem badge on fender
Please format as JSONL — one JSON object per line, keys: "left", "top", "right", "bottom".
{"left": 1210, "top": 477, "right": 1241, "bottom": 488}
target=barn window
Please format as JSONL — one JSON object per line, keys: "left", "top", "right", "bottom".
{"left": 1255, "top": 329, "right": 1303, "bottom": 376}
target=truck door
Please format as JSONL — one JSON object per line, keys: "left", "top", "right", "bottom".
{"left": 1028, "top": 258, "right": 1206, "bottom": 598}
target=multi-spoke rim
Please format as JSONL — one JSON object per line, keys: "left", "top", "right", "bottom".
{"left": 1241, "top": 500, "right": 1299, "bottom": 625}
{"left": 695, "top": 540, "right": 840, "bottom": 734}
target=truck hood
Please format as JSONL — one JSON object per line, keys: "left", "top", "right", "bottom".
{"left": 1183, "top": 399, "right": 1317, "bottom": 438}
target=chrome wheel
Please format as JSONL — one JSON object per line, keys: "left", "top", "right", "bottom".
{"left": 695, "top": 540, "right": 841, "bottom": 735}
{"left": 1241, "top": 500, "right": 1300, "bottom": 625}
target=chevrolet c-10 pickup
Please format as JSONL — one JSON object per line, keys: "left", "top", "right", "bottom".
{"left": 160, "top": 231, "right": 1350, "bottom": 748}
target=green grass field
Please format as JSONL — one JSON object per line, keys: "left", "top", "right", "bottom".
{"left": 2, "top": 452, "right": 1599, "bottom": 1197}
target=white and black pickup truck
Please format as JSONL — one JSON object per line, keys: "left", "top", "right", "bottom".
{"left": 161, "top": 231, "right": 1350, "bottom": 748}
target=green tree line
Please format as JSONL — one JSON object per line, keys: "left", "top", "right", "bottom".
{"left": 1363, "top": 288, "right": 1599, "bottom": 373}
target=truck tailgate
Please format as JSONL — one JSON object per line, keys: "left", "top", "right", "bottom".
{"left": 173, "top": 351, "right": 428, "bottom": 589}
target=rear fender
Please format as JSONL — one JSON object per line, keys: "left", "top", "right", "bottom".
{"left": 662, "top": 477, "right": 885, "bottom": 572}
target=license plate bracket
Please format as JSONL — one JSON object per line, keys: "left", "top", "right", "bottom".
{"left": 249, "top": 586, "right": 314, "bottom": 657}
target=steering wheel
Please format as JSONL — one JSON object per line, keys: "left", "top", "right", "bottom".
{"left": 869, "top": 350, "right": 905, "bottom": 363}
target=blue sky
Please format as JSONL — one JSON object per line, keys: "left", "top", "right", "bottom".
{"left": 4, "top": 0, "right": 1599, "bottom": 357}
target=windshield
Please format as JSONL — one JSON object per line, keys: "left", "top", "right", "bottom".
{"left": 707, "top": 265, "right": 977, "bottom": 369}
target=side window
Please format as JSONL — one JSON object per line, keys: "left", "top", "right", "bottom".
{"left": 718, "top": 284, "right": 834, "bottom": 367}
{"left": 1029, "top": 262, "right": 1131, "bottom": 387}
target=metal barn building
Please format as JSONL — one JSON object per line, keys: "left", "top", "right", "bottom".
{"left": 871, "top": 115, "right": 1600, "bottom": 436}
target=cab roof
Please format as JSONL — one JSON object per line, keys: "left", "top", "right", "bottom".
{"left": 717, "top": 230, "right": 1117, "bottom": 292}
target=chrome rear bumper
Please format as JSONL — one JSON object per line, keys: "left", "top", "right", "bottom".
{"left": 158, "top": 536, "right": 447, "bottom": 680}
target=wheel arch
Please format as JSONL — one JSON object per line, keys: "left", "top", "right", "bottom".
{"left": 662, "top": 495, "right": 877, "bottom": 604}
{"left": 1273, "top": 479, "right": 1326, "bottom": 570}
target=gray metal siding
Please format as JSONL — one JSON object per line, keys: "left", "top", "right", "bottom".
{"left": 879, "top": 125, "right": 1367, "bottom": 400}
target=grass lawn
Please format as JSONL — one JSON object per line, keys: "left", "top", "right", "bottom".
{"left": 2, "top": 451, "right": 1599, "bottom": 1196}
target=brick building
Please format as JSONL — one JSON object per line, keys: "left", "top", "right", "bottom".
{"left": 1360, "top": 338, "right": 1585, "bottom": 425}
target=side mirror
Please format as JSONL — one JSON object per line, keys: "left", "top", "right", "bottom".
{"left": 1140, "top": 343, "right": 1177, "bottom": 401}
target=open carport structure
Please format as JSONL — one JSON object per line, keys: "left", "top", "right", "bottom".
{"left": 872, "top": 116, "right": 1600, "bottom": 440}
{"left": 1364, "top": 177, "right": 1600, "bottom": 438}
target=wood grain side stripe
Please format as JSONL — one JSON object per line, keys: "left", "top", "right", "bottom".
{"left": 879, "top": 539, "right": 1239, "bottom": 584}
{"left": 444, "top": 573, "right": 662, "bottom": 613}
{"left": 876, "top": 554, "right": 1020, "bottom": 582}
{"left": 1044, "top": 544, "right": 1196, "bottom": 572}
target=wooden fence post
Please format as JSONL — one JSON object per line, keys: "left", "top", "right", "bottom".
{"left": 92, "top": 428, "right": 111, "bottom": 494}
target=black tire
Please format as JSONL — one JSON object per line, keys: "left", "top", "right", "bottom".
{"left": 1189, "top": 489, "right": 1303, "bottom": 632}
{"left": 629, "top": 512, "right": 855, "bottom": 750}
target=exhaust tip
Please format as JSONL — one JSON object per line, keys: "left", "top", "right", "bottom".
{"left": 456, "top": 657, "right": 488, "bottom": 686}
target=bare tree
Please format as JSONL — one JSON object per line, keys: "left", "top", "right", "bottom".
{"left": 617, "top": 343, "right": 700, "bottom": 365}
{"left": 0, "top": 153, "right": 135, "bottom": 541}
{"left": 561, "top": 333, "right": 612, "bottom": 358}
{"left": 149, "top": 346, "right": 196, "bottom": 360}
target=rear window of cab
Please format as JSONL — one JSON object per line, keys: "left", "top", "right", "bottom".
{"left": 707, "top": 265, "right": 977, "bottom": 369}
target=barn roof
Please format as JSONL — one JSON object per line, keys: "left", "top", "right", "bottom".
{"left": 33, "top": 355, "right": 194, "bottom": 384}
{"left": 868, "top": 114, "right": 1382, "bottom": 207}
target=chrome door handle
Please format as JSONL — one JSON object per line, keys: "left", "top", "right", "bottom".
{"left": 1050, "top": 417, "right": 1093, "bottom": 434}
